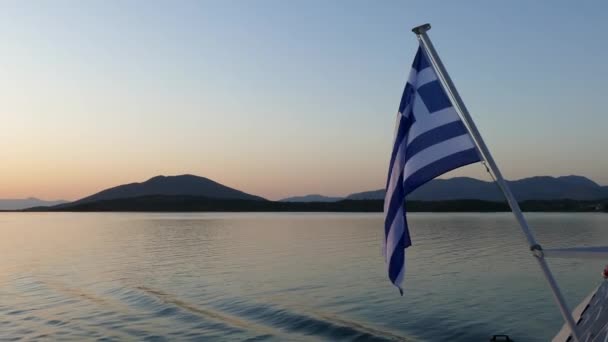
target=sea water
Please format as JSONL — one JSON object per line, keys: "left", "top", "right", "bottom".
{"left": 1, "top": 212, "right": 607, "bottom": 341}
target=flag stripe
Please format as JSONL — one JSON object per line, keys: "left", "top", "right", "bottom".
{"left": 388, "top": 232, "right": 407, "bottom": 283}
{"left": 403, "top": 148, "right": 480, "bottom": 196}
{"left": 398, "top": 83, "right": 416, "bottom": 114}
{"left": 386, "top": 114, "right": 414, "bottom": 187}
{"left": 407, "top": 106, "right": 461, "bottom": 142}
{"left": 404, "top": 134, "right": 476, "bottom": 177}
{"left": 385, "top": 140, "right": 405, "bottom": 214}
{"left": 405, "top": 121, "right": 468, "bottom": 163}
{"left": 393, "top": 253, "right": 405, "bottom": 288}
{"left": 386, "top": 206, "right": 406, "bottom": 266}
{"left": 384, "top": 172, "right": 404, "bottom": 236}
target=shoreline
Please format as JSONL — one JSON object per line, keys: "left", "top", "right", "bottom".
{"left": 5, "top": 196, "right": 607, "bottom": 213}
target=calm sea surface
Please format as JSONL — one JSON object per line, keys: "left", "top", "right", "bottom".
{"left": 1, "top": 212, "right": 608, "bottom": 341}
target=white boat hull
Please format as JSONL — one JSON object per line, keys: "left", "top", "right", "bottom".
{"left": 554, "top": 282, "right": 608, "bottom": 341}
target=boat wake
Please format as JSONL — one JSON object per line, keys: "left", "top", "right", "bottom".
{"left": 133, "top": 285, "right": 409, "bottom": 341}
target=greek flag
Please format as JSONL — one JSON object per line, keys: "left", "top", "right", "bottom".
{"left": 384, "top": 44, "right": 481, "bottom": 294}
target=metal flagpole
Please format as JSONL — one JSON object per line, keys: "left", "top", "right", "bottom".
{"left": 411, "top": 23, "right": 581, "bottom": 342}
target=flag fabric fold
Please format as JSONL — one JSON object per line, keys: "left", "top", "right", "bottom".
{"left": 383, "top": 44, "right": 481, "bottom": 294}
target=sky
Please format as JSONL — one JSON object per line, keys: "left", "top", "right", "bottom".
{"left": 1, "top": 0, "right": 608, "bottom": 201}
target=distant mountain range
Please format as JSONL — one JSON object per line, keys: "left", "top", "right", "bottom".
{"left": 279, "top": 194, "right": 343, "bottom": 202}
{"left": 16, "top": 174, "right": 608, "bottom": 212}
{"left": 0, "top": 198, "right": 67, "bottom": 211}
{"left": 31, "top": 196, "right": 608, "bottom": 213}
{"left": 345, "top": 176, "right": 608, "bottom": 201}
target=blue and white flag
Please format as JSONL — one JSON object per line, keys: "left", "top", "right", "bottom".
{"left": 384, "top": 44, "right": 481, "bottom": 294}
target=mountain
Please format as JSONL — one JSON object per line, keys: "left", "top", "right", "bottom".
{"left": 40, "top": 196, "right": 383, "bottom": 212}
{"left": 346, "top": 175, "right": 608, "bottom": 201}
{"left": 69, "top": 174, "right": 266, "bottom": 206}
{"left": 279, "top": 194, "right": 343, "bottom": 202}
{"left": 0, "top": 198, "right": 67, "bottom": 211}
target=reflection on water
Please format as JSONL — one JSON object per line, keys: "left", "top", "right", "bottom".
{"left": 1, "top": 212, "right": 608, "bottom": 341}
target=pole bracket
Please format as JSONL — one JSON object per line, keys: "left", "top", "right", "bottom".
{"left": 412, "top": 24, "right": 431, "bottom": 35}
{"left": 530, "top": 244, "right": 544, "bottom": 258}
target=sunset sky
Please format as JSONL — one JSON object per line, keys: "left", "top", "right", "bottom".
{"left": 1, "top": 1, "right": 608, "bottom": 201}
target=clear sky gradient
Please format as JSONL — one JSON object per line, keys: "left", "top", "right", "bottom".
{"left": 1, "top": 1, "right": 607, "bottom": 200}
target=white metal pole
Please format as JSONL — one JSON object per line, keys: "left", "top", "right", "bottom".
{"left": 411, "top": 23, "right": 581, "bottom": 342}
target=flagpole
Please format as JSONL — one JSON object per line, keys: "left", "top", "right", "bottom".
{"left": 411, "top": 23, "right": 581, "bottom": 342}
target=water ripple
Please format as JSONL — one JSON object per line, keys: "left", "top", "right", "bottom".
{"left": 1, "top": 212, "right": 607, "bottom": 341}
